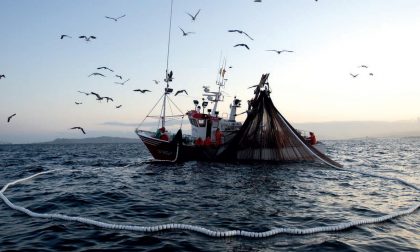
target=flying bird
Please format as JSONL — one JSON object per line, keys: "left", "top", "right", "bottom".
{"left": 133, "top": 89, "right": 151, "bottom": 93}
{"left": 75, "top": 102, "right": 83, "bottom": 105}
{"left": 254, "top": 0, "right": 262, "bottom": 2}
{"left": 165, "top": 70, "right": 174, "bottom": 82}
{"left": 114, "top": 78, "right": 130, "bottom": 85}
{"left": 369, "top": 73, "right": 374, "bottom": 76}
{"left": 7, "top": 113, "right": 16, "bottom": 123}
{"left": 359, "top": 65, "right": 368, "bottom": 68}
{"left": 266, "top": 49, "right": 294, "bottom": 54}
{"left": 97, "top": 66, "right": 114, "bottom": 72}
{"left": 70, "top": 126, "right": 86, "bottom": 134}
{"left": 186, "top": 9, "right": 201, "bottom": 21}
{"left": 105, "top": 14, "right": 126, "bottom": 22}
{"left": 77, "top": 91, "right": 90, "bottom": 96}
{"left": 115, "top": 75, "right": 123, "bottom": 79}
{"left": 103, "top": 97, "right": 114, "bottom": 103}
{"left": 228, "top": 30, "right": 254, "bottom": 40}
{"left": 89, "top": 72, "right": 105, "bottom": 77}
{"left": 90, "top": 92, "right": 102, "bottom": 100}
{"left": 234, "top": 44, "right": 250, "bottom": 50}
{"left": 0, "top": 74, "right": 5, "bottom": 79}
{"left": 116, "top": 105, "right": 122, "bottom": 109}
{"left": 175, "top": 89, "right": 188, "bottom": 96}
{"left": 179, "top": 27, "right": 195, "bottom": 36}
{"left": 79, "top": 35, "right": 96, "bottom": 41}
{"left": 60, "top": 35, "right": 72, "bottom": 39}
{"left": 350, "top": 73, "right": 359, "bottom": 78}
{"left": 153, "top": 80, "right": 160, "bottom": 85}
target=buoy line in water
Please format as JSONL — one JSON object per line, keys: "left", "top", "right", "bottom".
{"left": 0, "top": 167, "right": 418, "bottom": 238}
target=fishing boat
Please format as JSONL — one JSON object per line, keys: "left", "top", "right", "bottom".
{"left": 134, "top": 0, "right": 341, "bottom": 168}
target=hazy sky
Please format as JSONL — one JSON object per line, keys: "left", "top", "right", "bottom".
{"left": 1, "top": 0, "right": 420, "bottom": 143}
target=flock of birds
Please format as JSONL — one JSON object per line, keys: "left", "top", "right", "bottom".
{"left": 3, "top": 1, "right": 372, "bottom": 136}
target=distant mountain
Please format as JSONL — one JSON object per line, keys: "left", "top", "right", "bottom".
{"left": 0, "top": 141, "right": 13, "bottom": 145}
{"left": 37, "top": 136, "right": 139, "bottom": 144}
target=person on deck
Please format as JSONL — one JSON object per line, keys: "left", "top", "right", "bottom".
{"left": 307, "top": 132, "right": 317, "bottom": 145}
{"left": 155, "top": 127, "right": 164, "bottom": 139}
{"left": 215, "top": 128, "right": 223, "bottom": 145}
{"left": 204, "top": 136, "right": 212, "bottom": 146}
{"left": 194, "top": 137, "right": 203, "bottom": 146}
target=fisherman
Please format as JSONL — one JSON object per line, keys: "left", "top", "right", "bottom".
{"left": 215, "top": 128, "right": 223, "bottom": 145}
{"left": 155, "top": 127, "right": 164, "bottom": 139}
{"left": 307, "top": 132, "right": 317, "bottom": 145}
{"left": 194, "top": 137, "right": 203, "bottom": 146}
{"left": 204, "top": 136, "right": 212, "bottom": 146}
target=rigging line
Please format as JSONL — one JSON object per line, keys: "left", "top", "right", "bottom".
{"left": 0, "top": 167, "right": 418, "bottom": 238}
{"left": 158, "top": 96, "right": 166, "bottom": 129}
{"left": 136, "top": 94, "right": 165, "bottom": 130}
{"left": 167, "top": 95, "right": 174, "bottom": 117}
{"left": 167, "top": 96, "right": 185, "bottom": 115}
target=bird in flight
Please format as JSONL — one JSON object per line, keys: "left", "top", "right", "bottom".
{"left": 228, "top": 30, "right": 254, "bottom": 40}
{"left": 358, "top": 65, "right": 368, "bottom": 68}
{"left": 105, "top": 14, "right": 126, "bottom": 22}
{"left": 234, "top": 44, "right": 250, "bottom": 50}
{"left": 89, "top": 72, "right": 106, "bottom": 77}
{"left": 115, "top": 75, "right": 123, "bottom": 80}
{"left": 0, "top": 74, "right": 5, "bottom": 79}
{"left": 179, "top": 27, "right": 195, "bottom": 36}
{"left": 97, "top": 66, "right": 114, "bottom": 72}
{"left": 153, "top": 80, "right": 160, "bottom": 85}
{"left": 369, "top": 73, "right": 374, "bottom": 76}
{"left": 165, "top": 71, "right": 174, "bottom": 82}
{"left": 77, "top": 91, "right": 90, "bottom": 96}
{"left": 60, "top": 35, "right": 72, "bottom": 39}
{"left": 70, "top": 126, "right": 86, "bottom": 134}
{"left": 133, "top": 89, "right": 151, "bottom": 93}
{"left": 266, "top": 49, "right": 294, "bottom": 54}
{"left": 114, "top": 78, "right": 130, "bottom": 85}
{"left": 116, "top": 105, "right": 122, "bottom": 109}
{"left": 7, "top": 113, "right": 16, "bottom": 123}
{"left": 254, "top": 0, "right": 262, "bottom": 2}
{"left": 350, "top": 73, "right": 359, "bottom": 78}
{"left": 103, "top": 96, "right": 114, "bottom": 103}
{"left": 79, "top": 35, "right": 96, "bottom": 42}
{"left": 175, "top": 90, "right": 188, "bottom": 96}
{"left": 186, "top": 9, "right": 201, "bottom": 21}
{"left": 90, "top": 92, "right": 103, "bottom": 100}
{"left": 75, "top": 102, "right": 83, "bottom": 105}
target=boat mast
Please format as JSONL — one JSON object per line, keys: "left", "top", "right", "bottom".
{"left": 162, "top": 0, "right": 174, "bottom": 128}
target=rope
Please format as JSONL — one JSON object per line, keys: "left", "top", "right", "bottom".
{"left": 1, "top": 166, "right": 418, "bottom": 238}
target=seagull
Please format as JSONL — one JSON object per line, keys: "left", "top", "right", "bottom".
{"left": 75, "top": 102, "right": 83, "bottom": 105}
{"left": 228, "top": 30, "right": 254, "bottom": 40}
{"left": 228, "top": 66, "right": 233, "bottom": 69}
{"left": 77, "top": 91, "right": 90, "bottom": 96}
{"left": 179, "top": 27, "right": 195, "bottom": 36}
{"left": 234, "top": 44, "right": 250, "bottom": 50}
{"left": 60, "top": 35, "right": 72, "bottom": 39}
{"left": 266, "top": 49, "right": 294, "bottom": 54}
{"left": 133, "top": 89, "right": 151, "bottom": 93}
{"left": 70, "top": 126, "right": 86, "bottom": 134}
{"left": 153, "top": 80, "right": 160, "bottom": 85}
{"left": 350, "top": 73, "right": 359, "bottom": 78}
{"left": 369, "top": 73, "right": 374, "bottom": 76}
{"left": 114, "top": 78, "right": 130, "bottom": 85}
{"left": 0, "top": 74, "right": 5, "bottom": 79}
{"left": 175, "top": 89, "right": 188, "bottom": 96}
{"left": 105, "top": 14, "right": 126, "bottom": 22}
{"left": 164, "top": 70, "right": 174, "bottom": 82}
{"left": 103, "top": 96, "right": 114, "bottom": 103}
{"left": 254, "top": 0, "right": 262, "bottom": 2}
{"left": 115, "top": 75, "right": 123, "bottom": 79}
{"left": 79, "top": 35, "right": 96, "bottom": 42}
{"left": 186, "top": 9, "right": 201, "bottom": 21}
{"left": 88, "top": 72, "right": 105, "bottom": 77}
{"left": 97, "top": 66, "right": 114, "bottom": 72}
{"left": 358, "top": 65, "right": 368, "bottom": 68}
{"left": 116, "top": 105, "right": 122, "bottom": 109}
{"left": 90, "top": 92, "right": 102, "bottom": 100}
{"left": 7, "top": 113, "right": 16, "bottom": 123}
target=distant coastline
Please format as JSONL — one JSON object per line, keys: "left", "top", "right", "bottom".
{"left": 35, "top": 136, "right": 139, "bottom": 144}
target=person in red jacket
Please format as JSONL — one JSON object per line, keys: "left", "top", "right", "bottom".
{"left": 204, "top": 136, "right": 212, "bottom": 146}
{"left": 215, "top": 128, "right": 223, "bottom": 145}
{"left": 194, "top": 137, "right": 203, "bottom": 146}
{"left": 307, "top": 132, "right": 317, "bottom": 145}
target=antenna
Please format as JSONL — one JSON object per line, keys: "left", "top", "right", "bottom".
{"left": 162, "top": 0, "right": 174, "bottom": 128}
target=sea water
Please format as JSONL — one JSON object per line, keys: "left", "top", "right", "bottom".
{"left": 0, "top": 138, "right": 419, "bottom": 251}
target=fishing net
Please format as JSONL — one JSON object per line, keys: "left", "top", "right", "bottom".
{"left": 222, "top": 74, "right": 342, "bottom": 168}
